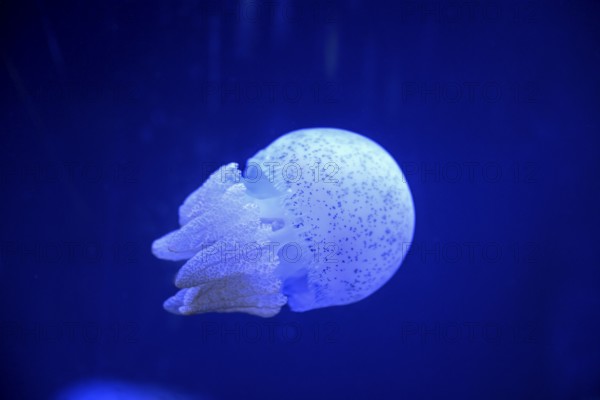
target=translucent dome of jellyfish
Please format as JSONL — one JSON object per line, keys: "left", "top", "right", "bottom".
{"left": 152, "top": 128, "right": 415, "bottom": 317}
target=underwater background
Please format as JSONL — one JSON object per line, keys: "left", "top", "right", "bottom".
{"left": 1, "top": 0, "right": 600, "bottom": 399}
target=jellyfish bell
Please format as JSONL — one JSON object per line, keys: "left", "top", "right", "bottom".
{"left": 152, "top": 128, "right": 415, "bottom": 317}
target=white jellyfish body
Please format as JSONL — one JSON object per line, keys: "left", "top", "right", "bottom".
{"left": 152, "top": 128, "right": 415, "bottom": 317}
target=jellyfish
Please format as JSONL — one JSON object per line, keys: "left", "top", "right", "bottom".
{"left": 152, "top": 128, "right": 415, "bottom": 317}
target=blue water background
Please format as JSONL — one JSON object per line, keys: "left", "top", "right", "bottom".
{"left": 1, "top": 1, "right": 599, "bottom": 399}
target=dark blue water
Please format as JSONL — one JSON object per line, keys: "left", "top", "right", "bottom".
{"left": 1, "top": 1, "right": 599, "bottom": 399}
